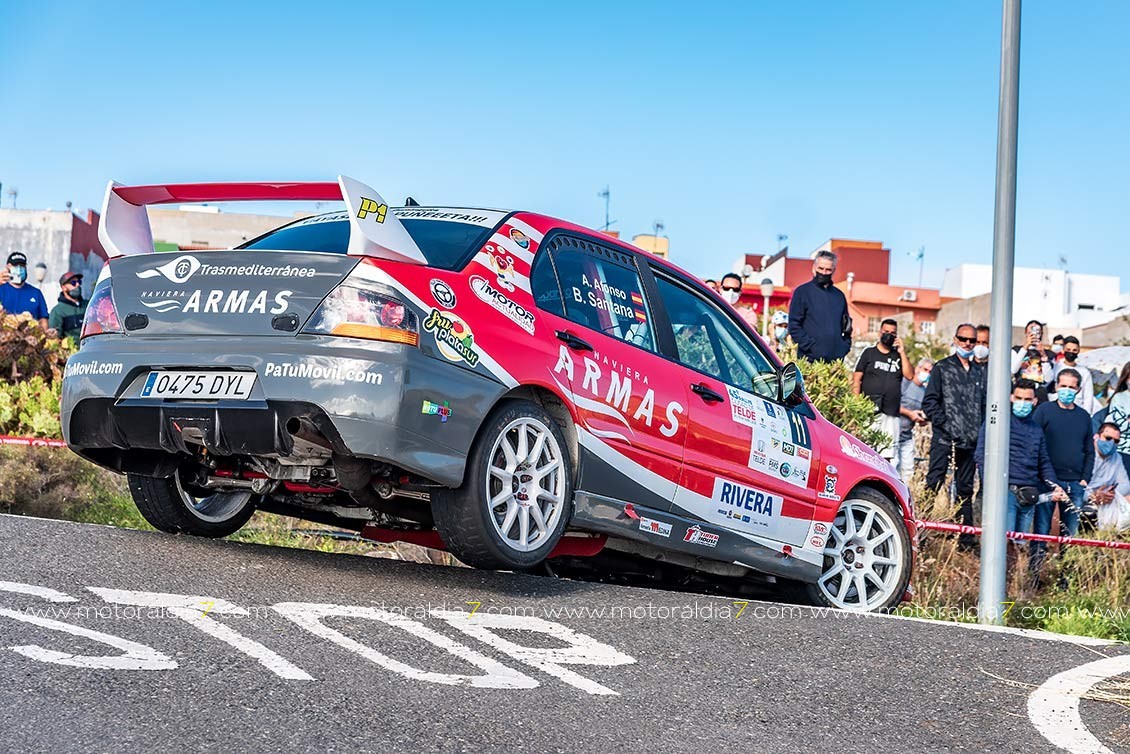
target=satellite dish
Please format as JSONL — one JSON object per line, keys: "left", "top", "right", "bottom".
{"left": 741, "top": 264, "right": 754, "bottom": 278}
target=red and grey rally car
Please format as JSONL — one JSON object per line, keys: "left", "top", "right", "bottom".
{"left": 61, "top": 175, "right": 916, "bottom": 612}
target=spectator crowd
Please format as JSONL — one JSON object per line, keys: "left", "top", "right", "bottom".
{"left": 0, "top": 251, "right": 87, "bottom": 342}
{"left": 708, "top": 250, "right": 1130, "bottom": 557}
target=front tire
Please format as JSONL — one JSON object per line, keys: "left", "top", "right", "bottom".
{"left": 128, "top": 470, "right": 257, "bottom": 538}
{"left": 432, "top": 399, "right": 573, "bottom": 569}
{"left": 805, "top": 488, "right": 912, "bottom": 612}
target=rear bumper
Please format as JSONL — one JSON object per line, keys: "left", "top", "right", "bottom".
{"left": 61, "top": 334, "right": 507, "bottom": 486}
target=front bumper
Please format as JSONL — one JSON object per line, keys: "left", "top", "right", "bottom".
{"left": 61, "top": 334, "right": 508, "bottom": 486}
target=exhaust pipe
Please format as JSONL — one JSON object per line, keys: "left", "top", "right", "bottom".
{"left": 332, "top": 453, "right": 432, "bottom": 525}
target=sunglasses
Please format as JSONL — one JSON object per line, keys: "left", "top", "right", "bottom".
{"left": 955, "top": 336, "right": 976, "bottom": 344}
{"left": 721, "top": 286, "right": 741, "bottom": 292}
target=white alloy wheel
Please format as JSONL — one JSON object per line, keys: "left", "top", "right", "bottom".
{"left": 485, "top": 416, "right": 567, "bottom": 553}
{"left": 817, "top": 495, "right": 908, "bottom": 611}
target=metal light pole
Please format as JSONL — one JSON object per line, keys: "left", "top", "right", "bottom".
{"left": 979, "top": 0, "right": 1022, "bottom": 625}
{"left": 759, "top": 278, "right": 774, "bottom": 337}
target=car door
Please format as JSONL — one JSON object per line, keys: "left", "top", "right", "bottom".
{"left": 529, "top": 233, "right": 689, "bottom": 511}
{"left": 650, "top": 269, "right": 821, "bottom": 547}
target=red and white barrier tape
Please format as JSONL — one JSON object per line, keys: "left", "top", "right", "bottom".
{"left": 0, "top": 434, "right": 67, "bottom": 448}
{"left": 917, "top": 519, "right": 1130, "bottom": 551}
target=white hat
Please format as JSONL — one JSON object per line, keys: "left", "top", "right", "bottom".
{"left": 771, "top": 310, "right": 789, "bottom": 325}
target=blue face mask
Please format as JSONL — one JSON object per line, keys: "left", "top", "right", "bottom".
{"left": 9, "top": 265, "right": 27, "bottom": 284}
{"left": 1097, "top": 438, "right": 1117, "bottom": 457}
{"left": 955, "top": 345, "right": 974, "bottom": 359}
{"left": 1057, "top": 387, "right": 1078, "bottom": 405}
{"left": 917, "top": 371, "right": 931, "bottom": 386}
{"left": 1011, "top": 400, "right": 1034, "bottom": 418}
{"left": 774, "top": 326, "right": 787, "bottom": 341}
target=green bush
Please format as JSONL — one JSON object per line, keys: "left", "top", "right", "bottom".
{"left": 0, "top": 376, "right": 62, "bottom": 438}
{"left": 0, "top": 311, "right": 74, "bottom": 383}
{"left": 0, "top": 445, "right": 132, "bottom": 522}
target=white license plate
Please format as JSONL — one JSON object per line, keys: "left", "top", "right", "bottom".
{"left": 140, "top": 371, "right": 257, "bottom": 400}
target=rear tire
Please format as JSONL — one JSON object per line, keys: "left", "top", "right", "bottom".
{"left": 803, "top": 488, "right": 912, "bottom": 612}
{"left": 128, "top": 469, "right": 257, "bottom": 538}
{"left": 432, "top": 399, "right": 573, "bottom": 569}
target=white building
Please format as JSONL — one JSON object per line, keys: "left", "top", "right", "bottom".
{"left": 941, "top": 264, "right": 1126, "bottom": 330}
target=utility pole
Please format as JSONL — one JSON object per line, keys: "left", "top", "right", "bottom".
{"left": 917, "top": 246, "right": 926, "bottom": 288}
{"left": 980, "top": 0, "right": 1022, "bottom": 626}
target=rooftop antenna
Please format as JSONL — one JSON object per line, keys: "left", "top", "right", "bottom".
{"left": 777, "top": 233, "right": 788, "bottom": 252}
{"left": 915, "top": 245, "right": 925, "bottom": 288}
{"left": 653, "top": 220, "right": 664, "bottom": 237}
{"left": 6, "top": 186, "right": 17, "bottom": 209}
{"left": 597, "top": 185, "right": 616, "bottom": 231}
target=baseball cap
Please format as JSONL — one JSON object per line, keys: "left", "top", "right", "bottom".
{"left": 59, "top": 271, "right": 83, "bottom": 286}
{"left": 6, "top": 251, "right": 27, "bottom": 267}
{"left": 772, "top": 310, "right": 789, "bottom": 325}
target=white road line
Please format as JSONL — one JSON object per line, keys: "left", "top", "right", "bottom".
{"left": 0, "top": 580, "right": 78, "bottom": 603}
{"left": 1028, "top": 654, "right": 1130, "bottom": 754}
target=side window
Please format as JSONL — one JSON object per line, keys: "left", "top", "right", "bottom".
{"left": 655, "top": 275, "right": 780, "bottom": 399}
{"left": 530, "top": 250, "right": 564, "bottom": 316}
{"left": 548, "top": 241, "right": 656, "bottom": 352}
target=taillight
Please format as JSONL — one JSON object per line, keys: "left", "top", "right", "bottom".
{"left": 303, "top": 284, "right": 418, "bottom": 345}
{"left": 80, "top": 284, "right": 121, "bottom": 338}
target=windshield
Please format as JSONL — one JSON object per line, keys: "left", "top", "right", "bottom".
{"left": 239, "top": 209, "right": 508, "bottom": 270}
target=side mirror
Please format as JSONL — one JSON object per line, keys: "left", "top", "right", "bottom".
{"left": 779, "top": 362, "right": 803, "bottom": 404}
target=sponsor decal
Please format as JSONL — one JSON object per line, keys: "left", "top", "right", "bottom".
{"left": 509, "top": 228, "right": 530, "bottom": 249}
{"left": 421, "top": 399, "right": 452, "bottom": 423}
{"left": 838, "top": 434, "right": 890, "bottom": 471}
{"left": 806, "top": 520, "right": 830, "bottom": 550}
{"left": 727, "top": 386, "right": 759, "bottom": 428}
{"left": 780, "top": 462, "right": 792, "bottom": 478}
{"left": 818, "top": 472, "right": 841, "bottom": 501}
{"left": 683, "top": 525, "right": 719, "bottom": 548}
{"left": 429, "top": 278, "right": 457, "bottom": 309}
{"left": 485, "top": 245, "right": 517, "bottom": 291}
{"left": 712, "top": 478, "right": 779, "bottom": 525}
{"left": 470, "top": 275, "right": 536, "bottom": 334}
{"left": 139, "top": 289, "right": 293, "bottom": 315}
{"left": 64, "top": 360, "right": 124, "bottom": 378}
{"left": 393, "top": 208, "right": 499, "bottom": 225}
{"left": 264, "top": 361, "right": 382, "bottom": 386}
{"left": 826, "top": 464, "right": 838, "bottom": 475}
{"left": 136, "top": 255, "right": 316, "bottom": 284}
{"left": 423, "top": 309, "right": 479, "bottom": 367}
{"left": 639, "top": 517, "right": 672, "bottom": 538}
{"left": 553, "top": 346, "right": 683, "bottom": 438}
{"left": 356, "top": 197, "right": 387, "bottom": 223}
{"left": 781, "top": 442, "right": 795, "bottom": 456}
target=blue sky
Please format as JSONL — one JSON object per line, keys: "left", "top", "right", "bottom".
{"left": 1, "top": 1, "right": 1126, "bottom": 288}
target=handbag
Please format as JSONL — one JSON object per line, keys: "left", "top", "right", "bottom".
{"left": 1096, "top": 497, "right": 1130, "bottom": 531}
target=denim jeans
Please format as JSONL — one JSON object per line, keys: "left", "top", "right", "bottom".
{"left": 1034, "top": 481, "right": 1085, "bottom": 538}
{"left": 1006, "top": 489, "right": 1037, "bottom": 535}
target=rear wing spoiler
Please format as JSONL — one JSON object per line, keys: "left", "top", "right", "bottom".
{"left": 98, "top": 174, "right": 427, "bottom": 264}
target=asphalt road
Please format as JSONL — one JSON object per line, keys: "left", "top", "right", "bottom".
{"left": 1, "top": 513, "right": 1127, "bottom": 753}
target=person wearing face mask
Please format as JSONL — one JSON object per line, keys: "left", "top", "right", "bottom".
{"left": 719, "top": 273, "right": 759, "bottom": 327}
{"left": 0, "top": 251, "right": 50, "bottom": 328}
{"left": 769, "top": 310, "right": 790, "bottom": 353}
{"left": 1032, "top": 369, "right": 1094, "bottom": 566}
{"left": 973, "top": 324, "right": 990, "bottom": 363}
{"left": 786, "top": 250, "right": 850, "bottom": 363}
{"left": 48, "top": 271, "right": 87, "bottom": 342}
{"left": 1051, "top": 336, "right": 1094, "bottom": 413}
{"left": 1080, "top": 422, "right": 1130, "bottom": 532}
{"left": 853, "top": 319, "right": 914, "bottom": 462}
{"left": 922, "top": 323, "right": 987, "bottom": 550}
{"left": 976, "top": 379, "right": 1067, "bottom": 544}
{"left": 894, "top": 358, "right": 933, "bottom": 482}
{"left": 1050, "top": 334, "right": 1065, "bottom": 362}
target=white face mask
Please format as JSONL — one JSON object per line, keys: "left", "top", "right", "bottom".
{"left": 722, "top": 289, "right": 740, "bottom": 305}
{"left": 973, "top": 344, "right": 990, "bottom": 360}
{"left": 1051, "top": 344, "right": 1063, "bottom": 354}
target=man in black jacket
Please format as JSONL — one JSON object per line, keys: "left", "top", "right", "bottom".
{"left": 787, "top": 251, "right": 851, "bottom": 363}
{"left": 922, "top": 323, "right": 987, "bottom": 550}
